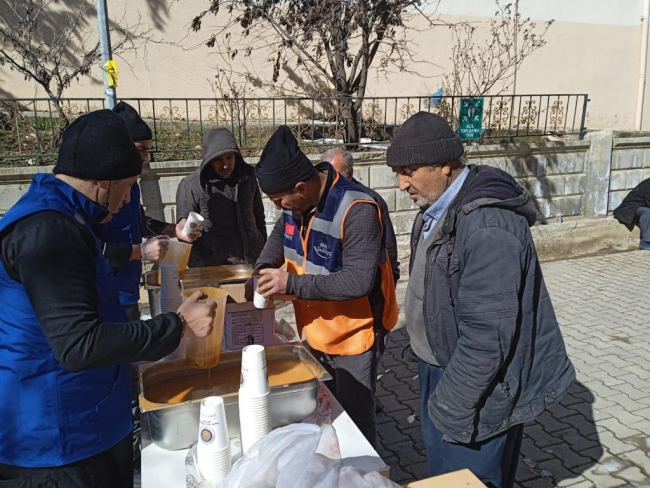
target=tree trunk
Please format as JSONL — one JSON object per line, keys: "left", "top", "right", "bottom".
{"left": 340, "top": 98, "right": 360, "bottom": 145}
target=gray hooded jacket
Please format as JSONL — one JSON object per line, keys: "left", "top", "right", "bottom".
{"left": 407, "top": 164, "right": 576, "bottom": 443}
{"left": 176, "top": 129, "right": 267, "bottom": 267}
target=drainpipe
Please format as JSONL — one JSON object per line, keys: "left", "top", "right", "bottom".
{"left": 636, "top": 0, "right": 650, "bottom": 131}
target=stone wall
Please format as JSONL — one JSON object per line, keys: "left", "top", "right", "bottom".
{"left": 608, "top": 136, "right": 650, "bottom": 211}
{"left": 0, "top": 133, "right": 642, "bottom": 268}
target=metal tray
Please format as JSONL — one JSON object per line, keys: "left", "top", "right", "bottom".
{"left": 139, "top": 343, "right": 331, "bottom": 451}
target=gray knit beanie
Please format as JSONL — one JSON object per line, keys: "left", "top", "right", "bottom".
{"left": 386, "top": 112, "right": 464, "bottom": 168}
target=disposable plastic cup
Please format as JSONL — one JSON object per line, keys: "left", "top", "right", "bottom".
{"left": 182, "top": 287, "right": 228, "bottom": 369}
{"left": 198, "top": 397, "right": 229, "bottom": 450}
{"left": 240, "top": 345, "right": 270, "bottom": 396}
{"left": 182, "top": 212, "right": 204, "bottom": 239}
{"left": 253, "top": 276, "right": 268, "bottom": 309}
{"left": 159, "top": 239, "right": 192, "bottom": 281}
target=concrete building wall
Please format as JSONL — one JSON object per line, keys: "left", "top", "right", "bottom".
{"left": 1, "top": 0, "right": 650, "bottom": 131}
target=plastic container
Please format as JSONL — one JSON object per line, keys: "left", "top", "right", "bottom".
{"left": 182, "top": 287, "right": 228, "bottom": 369}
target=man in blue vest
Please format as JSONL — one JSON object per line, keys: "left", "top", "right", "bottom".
{"left": 96, "top": 101, "right": 196, "bottom": 322}
{"left": 254, "top": 126, "right": 398, "bottom": 447}
{"left": 0, "top": 109, "right": 216, "bottom": 487}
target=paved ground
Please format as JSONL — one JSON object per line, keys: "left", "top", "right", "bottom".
{"left": 377, "top": 250, "right": 650, "bottom": 487}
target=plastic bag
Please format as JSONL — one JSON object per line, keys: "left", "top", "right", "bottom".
{"left": 220, "top": 424, "right": 322, "bottom": 488}
{"left": 218, "top": 423, "right": 401, "bottom": 488}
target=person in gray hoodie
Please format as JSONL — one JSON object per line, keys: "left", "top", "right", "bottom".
{"left": 387, "top": 112, "right": 575, "bottom": 488}
{"left": 176, "top": 129, "right": 267, "bottom": 267}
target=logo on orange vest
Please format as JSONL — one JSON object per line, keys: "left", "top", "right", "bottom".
{"left": 313, "top": 242, "right": 332, "bottom": 259}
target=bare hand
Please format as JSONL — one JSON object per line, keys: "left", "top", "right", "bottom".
{"left": 177, "top": 291, "right": 217, "bottom": 338}
{"left": 257, "top": 268, "right": 289, "bottom": 297}
{"left": 176, "top": 218, "right": 201, "bottom": 242}
{"left": 142, "top": 235, "right": 169, "bottom": 262}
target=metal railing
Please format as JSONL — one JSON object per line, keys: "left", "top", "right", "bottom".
{"left": 0, "top": 94, "right": 589, "bottom": 165}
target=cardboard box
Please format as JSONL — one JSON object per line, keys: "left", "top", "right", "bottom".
{"left": 224, "top": 301, "right": 276, "bottom": 350}
{"left": 404, "top": 469, "right": 486, "bottom": 488}
{"left": 220, "top": 283, "right": 247, "bottom": 303}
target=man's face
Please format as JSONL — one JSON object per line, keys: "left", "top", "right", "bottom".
{"left": 97, "top": 176, "right": 139, "bottom": 223}
{"left": 328, "top": 154, "right": 353, "bottom": 180}
{"left": 134, "top": 140, "right": 151, "bottom": 163}
{"left": 268, "top": 183, "right": 312, "bottom": 213}
{"left": 394, "top": 164, "right": 451, "bottom": 210}
{"left": 210, "top": 152, "right": 237, "bottom": 179}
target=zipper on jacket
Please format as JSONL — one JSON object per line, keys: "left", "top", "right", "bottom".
{"left": 446, "top": 238, "right": 455, "bottom": 307}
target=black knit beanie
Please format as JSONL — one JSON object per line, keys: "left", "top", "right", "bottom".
{"left": 113, "top": 101, "right": 153, "bottom": 141}
{"left": 53, "top": 109, "right": 142, "bottom": 180}
{"left": 256, "top": 125, "right": 316, "bottom": 195}
{"left": 387, "top": 112, "right": 464, "bottom": 168}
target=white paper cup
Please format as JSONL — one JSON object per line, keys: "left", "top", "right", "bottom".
{"left": 182, "top": 212, "right": 204, "bottom": 238}
{"left": 253, "top": 276, "right": 268, "bottom": 309}
{"left": 198, "top": 397, "right": 229, "bottom": 450}
{"left": 238, "top": 389, "right": 270, "bottom": 453}
{"left": 197, "top": 443, "right": 231, "bottom": 483}
{"left": 240, "top": 345, "right": 270, "bottom": 397}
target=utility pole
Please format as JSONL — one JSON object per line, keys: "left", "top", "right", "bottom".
{"left": 97, "top": 0, "right": 116, "bottom": 109}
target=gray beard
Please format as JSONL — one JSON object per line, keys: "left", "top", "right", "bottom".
{"left": 414, "top": 193, "right": 438, "bottom": 210}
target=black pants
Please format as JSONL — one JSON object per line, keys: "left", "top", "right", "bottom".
{"left": 0, "top": 433, "right": 133, "bottom": 488}
{"left": 309, "top": 328, "right": 386, "bottom": 448}
{"left": 637, "top": 207, "right": 650, "bottom": 250}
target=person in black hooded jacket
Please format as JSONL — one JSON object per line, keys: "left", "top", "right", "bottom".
{"left": 386, "top": 112, "right": 575, "bottom": 488}
{"left": 176, "top": 128, "right": 267, "bottom": 267}
{"left": 613, "top": 177, "right": 650, "bottom": 250}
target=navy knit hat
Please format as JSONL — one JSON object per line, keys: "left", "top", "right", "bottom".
{"left": 256, "top": 125, "right": 316, "bottom": 195}
{"left": 53, "top": 109, "right": 142, "bottom": 181}
{"left": 387, "top": 112, "right": 464, "bottom": 168}
{"left": 113, "top": 101, "right": 153, "bottom": 141}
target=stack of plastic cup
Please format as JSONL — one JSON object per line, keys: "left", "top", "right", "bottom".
{"left": 197, "top": 396, "right": 231, "bottom": 484}
{"left": 238, "top": 345, "right": 271, "bottom": 453}
{"left": 159, "top": 263, "right": 185, "bottom": 360}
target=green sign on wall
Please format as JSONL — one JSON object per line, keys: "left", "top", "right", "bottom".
{"left": 458, "top": 97, "right": 484, "bottom": 140}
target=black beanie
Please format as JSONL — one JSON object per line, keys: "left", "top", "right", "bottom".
{"left": 53, "top": 109, "right": 142, "bottom": 181}
{"left": 387, "top": 112, "right": 464, "bottom": 168}
{"left": 113, "top": 101, "right": 153, "bottom": 141}
{"left": 256, "top": 125, "right": 317, "bottom": 195}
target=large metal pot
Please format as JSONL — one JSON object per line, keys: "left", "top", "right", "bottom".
{"left": 144, "top": 264, "right": 253, "bottom": 317}
{"left": 139, "top": 343, "right": 331, "bottom": 451}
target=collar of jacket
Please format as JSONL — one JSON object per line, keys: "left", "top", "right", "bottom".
{"left": 438, "top": 164, "right": 478, "bottom": 237}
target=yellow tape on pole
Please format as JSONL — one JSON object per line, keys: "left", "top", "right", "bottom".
{"left": 104, "top": 60, "right": 118, "bottom": 88}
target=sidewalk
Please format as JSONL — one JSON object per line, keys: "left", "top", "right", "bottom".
{"left": 377, "top": 250, "right": 650, "bottom": 487}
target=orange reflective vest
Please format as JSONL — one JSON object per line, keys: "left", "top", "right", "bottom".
{"left": 283, "top": 172, "right": 398, "bottom": 355}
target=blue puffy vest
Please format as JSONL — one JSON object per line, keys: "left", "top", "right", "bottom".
{"left": 94, "top": 184, "right": 143, "bottom": 306}
{"left": 0, "top": 174, "right": 133, "bottom": 467}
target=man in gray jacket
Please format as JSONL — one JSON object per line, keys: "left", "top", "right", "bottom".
{"left": 388, "top": 112, "right": 575, "bottom": 488}
{"left": 176, "top": 128, "right": 267, "bottom": 267}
